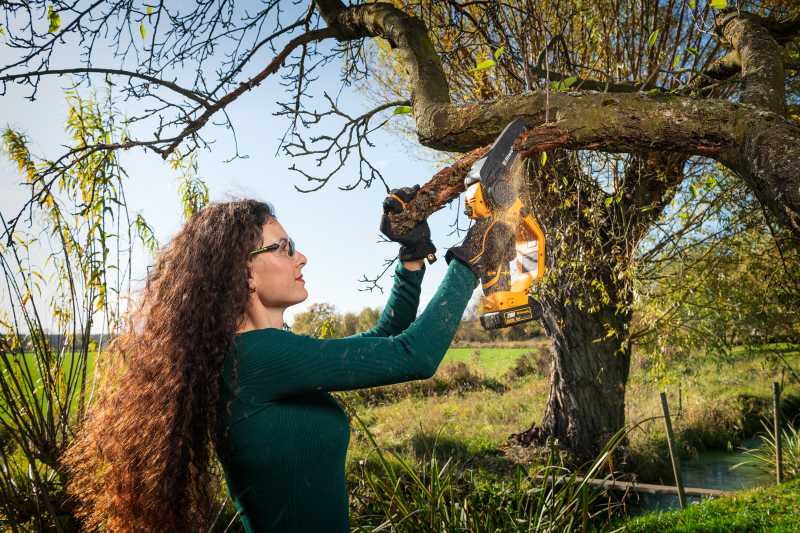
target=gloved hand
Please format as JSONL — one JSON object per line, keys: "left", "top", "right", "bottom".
{"left": 445, "top": 217, "right": 515, "bottom": 284}
{"left": 380, "top": 185, "right": 437, "bottom": 263}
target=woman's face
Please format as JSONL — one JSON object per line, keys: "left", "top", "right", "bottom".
{"left": 248, "top": 219, "right": 308, "bottom": 310}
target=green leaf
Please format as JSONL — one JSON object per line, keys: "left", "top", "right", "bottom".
{"left": 705, "top": 175, "right": 717, "bottom": 189}
{"left": 647, "top": 29, "right": 660, "bottom": 51}
{"left": 672, "top": 54, "right": 682, "bottom": 69}
{"left": 645, "top": 88, "right": 661, "bottom": 96}
{"left": 604, "top": 196, "right": 613, "bottom": 207}
{"left": 47, "top": 5, "right": 61, "bottom": 34}
{"left": 146, "top": 5, "right": 154, "bottom": 15}
{"left": 540, "top": 152, "right": 548, "bottom": 166}
{"left": 689, "top": 0, "right": 696, "bottom": 8}
{"left": 392, "top": 105, "right": 412, "bottom": 115}
{"left": 689, "top": 183, "right": 698, "bottom": 197}
{"left": 562, "top": 76, "right": 578, "bottom": 89}
{"left": 710, "top": 0, "right": 728, "bottom": 9}
{"left": 139, "top": 21, "right": 147, "bottom": 40}
{"left": 686, "top": 47, "right": 699, "bottom": 56}
{"left": 474, "top": 59, "right": 496, "bottom": 72}
{"left": 494, "top": 46, "right": 505, "bottom": 60}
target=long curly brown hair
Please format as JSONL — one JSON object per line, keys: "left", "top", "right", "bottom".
{"left": 63, "top": 199, "right": 273, "bottom": 532}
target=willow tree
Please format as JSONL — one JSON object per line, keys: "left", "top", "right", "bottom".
{"left": 2, "top": 0, "right": 799, "bottom": 460}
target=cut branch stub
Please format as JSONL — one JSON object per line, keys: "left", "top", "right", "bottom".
{"left": 387, "top": 144, "right": 490, "bottom": 234}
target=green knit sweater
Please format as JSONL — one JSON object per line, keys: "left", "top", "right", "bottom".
{"left": 218, "top": 260, "right": 477, "bottom": 532}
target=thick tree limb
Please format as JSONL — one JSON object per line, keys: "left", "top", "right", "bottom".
{"left": 716, "top": 10, "right": 786, "bottom": 115}
{"left": 315, "top": 1, "right": 450, "bottom": 130}
{"left": 762, "top": 12, "right": 800, "bottom": 45}
{"left": 507, "top": 92, "right": 800, "bottom": 238}
{"left": 318, "top": 3, "right": 800, "bottom": 242}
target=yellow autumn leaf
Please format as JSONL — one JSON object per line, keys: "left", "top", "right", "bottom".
{"left": 647, "top": 29, "right": 660, "bottom": 51}
{"left": 47, "top": 5, "right": 61, "bottom": 33}
{"left": 474, "top": 59, "right": 495, "bottom": 72}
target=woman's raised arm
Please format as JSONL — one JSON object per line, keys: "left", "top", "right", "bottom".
{"left": 227, "top": 259, "right": 476, "bottom": 402}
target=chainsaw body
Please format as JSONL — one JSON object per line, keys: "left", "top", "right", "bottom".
{"left": 463, "top": 118, "right": 546, "bottom": 330}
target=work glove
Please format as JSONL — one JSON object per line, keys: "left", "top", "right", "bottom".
{"left": 445, "top": 217, "right": 516, "bottom": 285}
{"left": 380, "top": 185, "right": 437, "bottom": 263}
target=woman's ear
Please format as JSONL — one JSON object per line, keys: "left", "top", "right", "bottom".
{"left": 246, "top": 268, "right": 255, "bottom": 293}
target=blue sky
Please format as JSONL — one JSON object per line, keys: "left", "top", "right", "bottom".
{"left": 1, "top": 29, "right": 481, "bottom": 326}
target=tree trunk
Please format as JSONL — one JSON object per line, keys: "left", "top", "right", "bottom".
{"left": 539, "top": 298, "right": 632, "bottom": 460}
{"left": 511, "top": 281, "right": 633, "bottom": 462}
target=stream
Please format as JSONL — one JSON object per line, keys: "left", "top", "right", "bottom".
{"left": 629, "top": 437, "right": 775, "bottom": 513}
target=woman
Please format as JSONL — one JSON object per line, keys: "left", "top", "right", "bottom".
{"left": 63, "top": 188, "right": 513, "bottom": 532}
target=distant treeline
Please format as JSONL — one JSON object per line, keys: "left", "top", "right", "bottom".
{"left": 290, "top": 302, "right": 544, "bottom": 342}
{"left": 452, "top": 312, "right": 543, "bottom": 344}
{"left": 5, "top": 333, "right": 111, "bottom": 352}
{"left": 8, "top": 307, "right": 545, "bottom": 350}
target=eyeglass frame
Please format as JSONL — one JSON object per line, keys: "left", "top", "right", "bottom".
{"left": 249, "top": 237, "right": 296, "bottom": 257}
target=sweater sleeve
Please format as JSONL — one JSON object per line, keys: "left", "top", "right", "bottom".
{"left": 354, "top": 262, "right": 425, "bottom": 338}
{"left": 231, "top": 260, "right": 477, "bottom": 402}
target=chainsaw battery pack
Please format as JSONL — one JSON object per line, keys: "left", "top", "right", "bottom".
{"left": 479, "top": 298, "right": 542, "bottom": 330}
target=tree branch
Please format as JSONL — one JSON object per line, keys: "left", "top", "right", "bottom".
{"left": 716, "top": 9, "right": 786, "bottom": 115}
{"left": 0, "top": 67, "right": 210, "bottom": 106}
{"left": 762, "top": 12, "right": 800, "bottom": 45}
{"left": 317, "top": 3, "right": 799, "bottom": 241}
{"left": 386, "top": 144, "right": 490, "bottom": 233}
{"left": 159, "top": 26, "right": 338, "bottom": 158}
{"left": 315, "top": 1, "right": 450, "bottom": 129}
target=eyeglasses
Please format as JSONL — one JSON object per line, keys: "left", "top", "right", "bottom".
{"left": 249, "top": 237, "right": 296, "bottom": 257}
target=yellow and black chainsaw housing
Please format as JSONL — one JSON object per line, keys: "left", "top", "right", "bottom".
{"left": 479, "top": 294, "right": 543, "bottom": 330}
{"left": 463, "top": 117, "right": 548, "bottom": 331}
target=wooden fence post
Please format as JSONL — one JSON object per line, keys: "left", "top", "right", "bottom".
{"left": 773, "top": 382, "right": 783, "bottom": 485}
{"left": 660, "top": 391, "right": 687, "bottom": 509}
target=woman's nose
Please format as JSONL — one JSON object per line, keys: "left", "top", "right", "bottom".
{"left": 295, "top": 250, "right": 307, "bottom": 267}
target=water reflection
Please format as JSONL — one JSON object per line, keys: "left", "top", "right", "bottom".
{"left": 681, "top": 438, "right": 773, "bottom": 492}
{"left": 630, "top": 437, "right": 774, "bottom": 513}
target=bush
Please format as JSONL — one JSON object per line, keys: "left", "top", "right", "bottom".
{"left": 340, "top": 362, "right": 507, "bottom": 407}
{"left": 627, "top": 392, "right": 800, "bottom": 483}
{"left": 735, "top": 420, "right": 800, "bottom": 481}
{"left": 503, "top": 346, "right": 552, "bottom": 382}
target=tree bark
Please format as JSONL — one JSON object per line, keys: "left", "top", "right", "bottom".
{"left": 504, "top": 152, "right": 643, "bottom": 460}
{"left": 535, "top": 295, "right": 632, "bottom": 461}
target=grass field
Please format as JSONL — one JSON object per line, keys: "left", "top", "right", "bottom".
{"left": 622, "top": 478, "right": 800, "bottom": 532}
{"left": 3, "top": 342, "right": 799, "bottom": 531}
{"left": 442, "top": 341, "right": 549, "bottom": 378}
{"left": 343, "top": 342, "right": 800, "bottom": 530}
{"left": 346, "top": 344, "right": 800, "bottom": 479}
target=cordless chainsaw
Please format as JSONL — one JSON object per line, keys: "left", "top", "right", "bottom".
{"left": 463, "top": 118, "right": 546, "bottom": 330}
